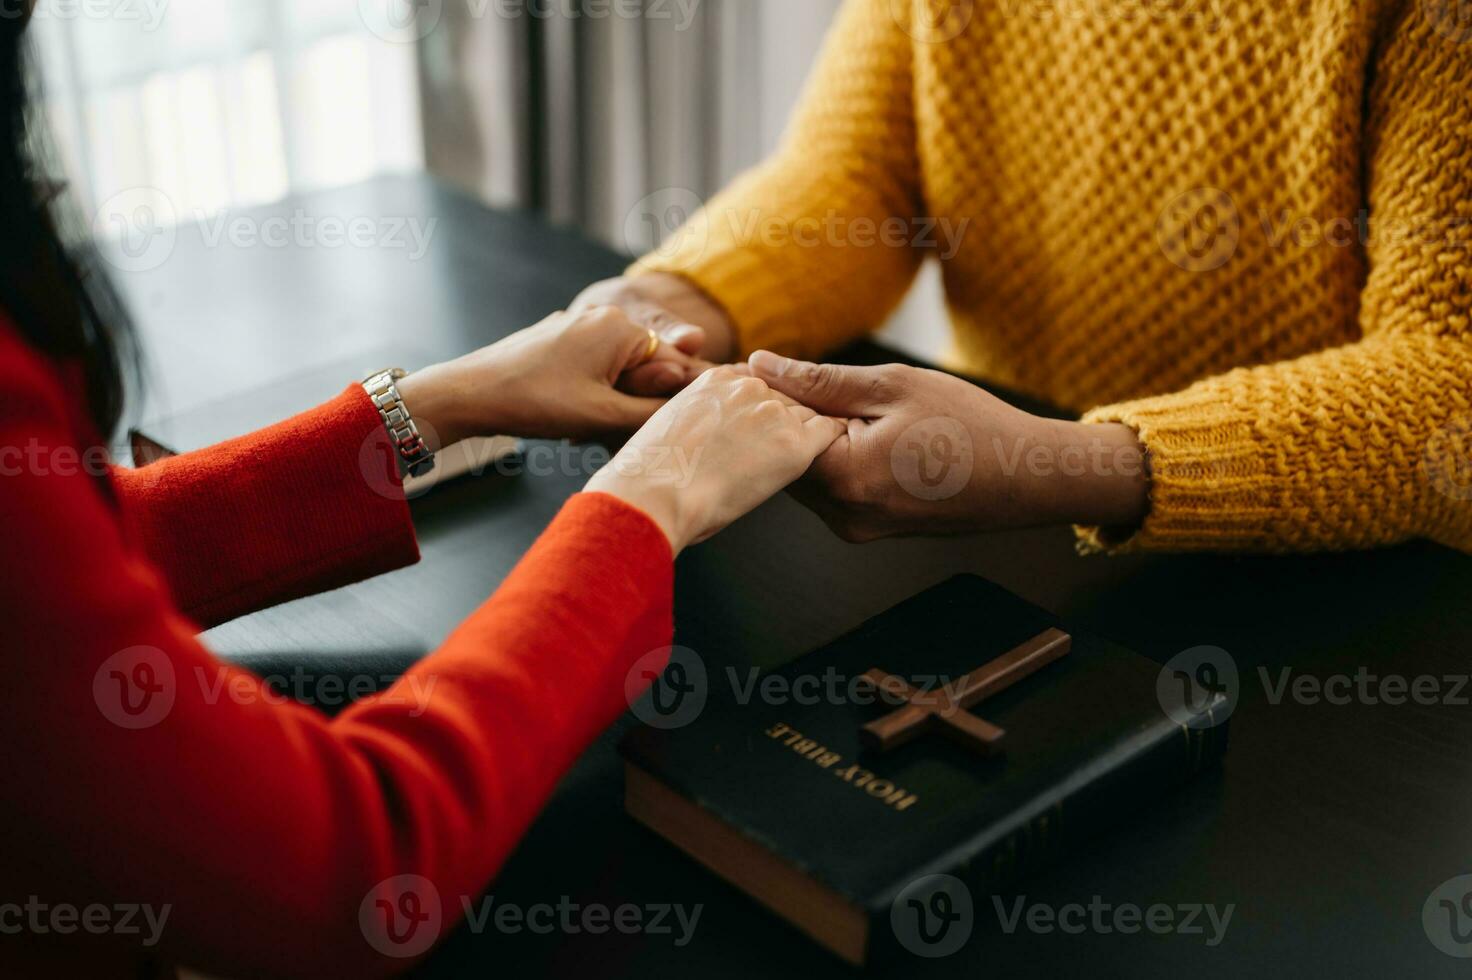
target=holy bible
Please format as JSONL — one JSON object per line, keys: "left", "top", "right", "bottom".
{"left": 620, "top": 576, "right": 1230, "bottom": 966}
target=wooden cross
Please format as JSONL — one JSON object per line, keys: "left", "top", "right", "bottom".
{"left": 858, "top": 628, "right": 1072, "bottom": 756}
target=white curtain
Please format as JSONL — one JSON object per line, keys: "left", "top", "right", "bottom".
{"left": 29, "top": 0, "right": 423, "bottom": 225}
{"left": 418, "top": 0, "right": 843, "bottom": 249}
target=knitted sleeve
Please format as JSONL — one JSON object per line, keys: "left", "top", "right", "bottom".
{"left": 1077, "top": 11, "right": 1472, "bottom": 555}
{"left": 630, "top": 0, "right": 925, "bottom": 359}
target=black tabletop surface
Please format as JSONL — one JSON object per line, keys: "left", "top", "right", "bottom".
{"left": 117, "top": 175, "right": 1472, "bottom": 978}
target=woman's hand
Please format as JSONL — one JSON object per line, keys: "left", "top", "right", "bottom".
{"left": 395, "top": 306, "right": 705, "bottom": 448}
{"left": 586, "top": 366, "right": 846, "bottom": 554}
{"left": 570, "top": 273, "right": 737, "bottom": 392}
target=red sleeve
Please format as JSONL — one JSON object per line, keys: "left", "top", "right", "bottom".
{"left": 112, "top": 385, "right": 421, "bottom": 628}
{"left": 0, "top": 330, "right": 674, "bottom": 978}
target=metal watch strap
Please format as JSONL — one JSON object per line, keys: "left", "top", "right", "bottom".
{"left": 362, "top": 368, "right": 436, "bottom": 479}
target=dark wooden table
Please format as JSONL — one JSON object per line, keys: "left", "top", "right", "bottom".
{"left": 119, "top": 175, "right": 1472, "bottom": 978}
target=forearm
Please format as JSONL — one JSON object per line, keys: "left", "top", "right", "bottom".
{"left": 10, "top": 488, "right": 671, "bottom": 978}
{"left": 1033, "top": 418, "right": 1151, "bottom": 531}
{"left": 114, "top": 386, "right": 419, "bottom": 627}
{"left": 953, "top": 411, "right": 1149, "bottom": 533}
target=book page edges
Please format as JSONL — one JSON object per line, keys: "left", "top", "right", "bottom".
{"left": 624, "top": 762, "right": 871, "bottom": 966}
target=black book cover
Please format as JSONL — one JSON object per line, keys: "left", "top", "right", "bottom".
{"left": 620, "top": 575, "right": 1230, "bottom": 966}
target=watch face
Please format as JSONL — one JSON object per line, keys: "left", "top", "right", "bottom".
{"left": 364, "top": 369, "right": 407, "bottom": 387}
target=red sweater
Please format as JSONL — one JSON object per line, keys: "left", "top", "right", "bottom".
{"left": 0, "top": 322, "right": 674, "bottom": 978}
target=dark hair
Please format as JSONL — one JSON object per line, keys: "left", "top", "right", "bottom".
{"left": 0, "top": 8, "right": 135, "bottom": 437}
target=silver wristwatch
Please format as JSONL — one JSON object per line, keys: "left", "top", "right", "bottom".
{"left": 362, "top": 368, "right": 436, "bottom": 479}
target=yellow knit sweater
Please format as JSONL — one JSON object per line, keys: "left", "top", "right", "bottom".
{"left": 634, "top": 0, "right": 1472, "bottom": 554}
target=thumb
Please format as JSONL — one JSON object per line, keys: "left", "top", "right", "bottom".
{"left": 748, "top": 351, "right": 887, "bottom": 417}
{"left": 609, "top": 315, "right": 702, "bottom": 370}
{"left": 662, "top": 323, "right": 707, "bottom": 356}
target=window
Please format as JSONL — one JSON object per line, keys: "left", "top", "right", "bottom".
{"left": 30, "top": 0, "right": 423, "bottom": 225}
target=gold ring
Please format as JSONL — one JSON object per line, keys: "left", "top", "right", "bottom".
{"left": 638, "top": 328, "right": 661, "bottom": 365}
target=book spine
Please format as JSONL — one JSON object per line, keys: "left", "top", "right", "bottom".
{"left": 870, "top": 707, "right": 1229, "bottom": 965}
{"left": 980, "top": 715, "right": 1229, "bottom": 893}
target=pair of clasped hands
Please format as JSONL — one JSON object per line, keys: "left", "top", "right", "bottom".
{"left": 395, "top": 273, "right": 1148, "bottom": 555}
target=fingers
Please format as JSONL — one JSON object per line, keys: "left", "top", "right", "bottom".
{"left": 661, "top": 323, "right": 707, "bottom": 356}
{"left": 703, "top": 364, "right": 843, "bottom": 437}
{"left": 609, "top": 315, "right": 671, "bottom": 374}
{"left": 747, "top": 351, "right": 893, "bottom": 417}
{"left": 785, "top": 402, "right": 819, "bottom": 424}
{"left": 567, "top": 305, "right": 701, "bottom": 396}
{"left": 613, "top": 296, "right": 709, "bottom": 356}
{"left": 620, "top": 360, "right": 694, "bottom": 397}
{"left": 641, "top": 330, "right": 707, "bottom": 370}
{"left": 800, "top": 412, "right": 847, "bottom": 460}
{"left": 620, "top": 358, "right": 733, "bottom": 401}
